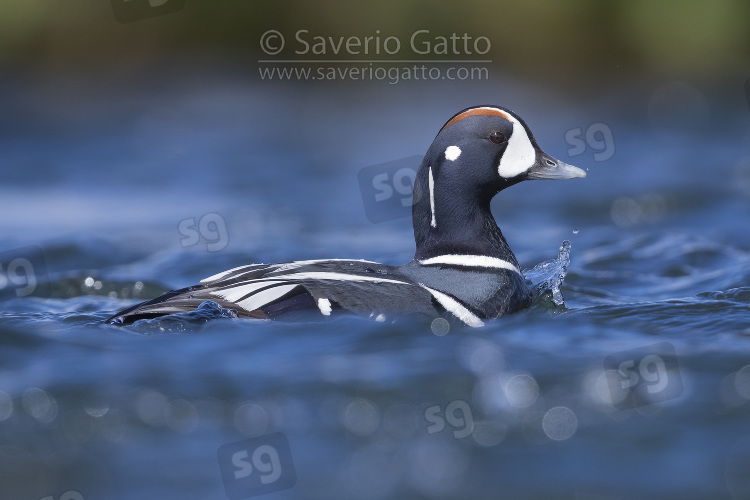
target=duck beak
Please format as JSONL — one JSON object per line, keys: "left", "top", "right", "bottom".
{"left": 526, "top": 152, "right": 587, "bottom": 180}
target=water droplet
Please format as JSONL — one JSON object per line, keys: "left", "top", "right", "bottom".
{"left": 505, "top": 374, "right": 540, "bottom": 408}
{"left": 542, "top": 406, "right": 577, "bottom": 441}
{"left": 134, "top": 388, "right": 169, "bottom": 427}
{"left": 522, "top": 240, "right": 571, "bottom": 306}
{"left": 573, "top": 228, "right": 579, "bottom": 235}
{"left": 233, "top": 403, "right": 269, "bottom": 436}
{"left": 22, "top": 387, "right": 58, "bottom": 423}
{"left": 168, "top": 399, "right": 198, "bottom": 434}
{"left": 0, "top": 391, "right": 13, "bottom": 421}
{"left": 430, "top": 318, "right": 450, "bottom": 336}
{"left": 342, "top": 398, "right": 380, "bottom": 436}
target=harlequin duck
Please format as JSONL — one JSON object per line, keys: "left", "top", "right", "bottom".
{"left": 106, "top": 105, "right": 585, "bottom": 327}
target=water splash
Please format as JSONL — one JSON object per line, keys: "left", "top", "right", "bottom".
{"left": 523, "top": 240, "right": 572, "bottom": 307}
{"left": 123, "top": 300, "right": 239, "bottom": 334}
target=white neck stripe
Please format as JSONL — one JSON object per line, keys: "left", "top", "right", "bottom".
{"left": 418, "top": 255, "right": 521, "bottom": 275}
{"left": 428, "top": 166, "right": 436, "bottom": 228}
{"left": 420, "top": 284, "right": 484, "bottom": 328}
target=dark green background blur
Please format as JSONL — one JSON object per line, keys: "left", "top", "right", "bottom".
{"left": 1, "top": 0, "right": 748, "bottom": 79}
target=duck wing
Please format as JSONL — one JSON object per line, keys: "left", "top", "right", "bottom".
{"left": 105, "top": 259, "right": 440, "bottom": 325}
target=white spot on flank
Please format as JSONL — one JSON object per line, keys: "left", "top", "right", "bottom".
{"left": 375, "top": 314, "right": 386, "bottom": 322}
{"left": 317, "top": 298, "right": 332, "bottom": 316}
{"left": 498, "top": 120, "right": 536, "bottom": 178}
{"left": 419, "top": 284, "right": 484, "bottom": 328}
{"left": 444, "top": 145, "right": 461, "bottom": 161}
{"left": 429, "top": 166, "right": 436, "bottom": 228}
{"left": 418, "top": 255, "right": 521, "bottom": 275}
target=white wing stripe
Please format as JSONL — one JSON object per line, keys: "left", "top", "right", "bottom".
{"left": 236, "top": 284, "right": 300, "bottom": 312}
{"left": 270, "top": 258, "right": 380, "bottom": 273}
{"left": 418, "top": 255, "right": 521, "bottom": 274}
{"left": 212, "top": 280, "right": 287, "bottom": 303}
{"left": 213, "top": 273, "right": 410, "bottom": 301}
{"left": 208, "top": 271, "right": 413, "bottom": 312}
{"left": 201, "top": 264, "right": 266, "bottom": 284}
{"left": 420, "top": 284, "right": 484, "bottom": 328}
{"left": 202, "top": 259, "right": 384, "bottom": 284}
{"left": 272, "top": 271, "right": 411, "bottom": 285}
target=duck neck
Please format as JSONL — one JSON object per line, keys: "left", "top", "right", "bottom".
{"left": 411, "top": 167, "right": 518, "bottom": 265}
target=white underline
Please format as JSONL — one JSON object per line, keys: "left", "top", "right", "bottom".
{"left": 258, "top": 60, "right": 493, "bottom": 64}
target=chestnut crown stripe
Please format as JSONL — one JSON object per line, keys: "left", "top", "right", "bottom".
{"left": 440, "top": 107, "right": 513, "bottom": 132}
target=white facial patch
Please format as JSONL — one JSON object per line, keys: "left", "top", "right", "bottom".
{"left": 444, "top": 145, "right": 461, "bottom": 161}
{"left": 497, "top": 120, "right": 536, "bottom": 178}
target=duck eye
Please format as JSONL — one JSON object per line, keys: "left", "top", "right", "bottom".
{"left": 488, "top": 131, "right": 506, "bottom": 144}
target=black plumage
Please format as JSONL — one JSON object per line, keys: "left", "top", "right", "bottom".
{"left": 106, "top": 105, "right": 585, "bottom": 326}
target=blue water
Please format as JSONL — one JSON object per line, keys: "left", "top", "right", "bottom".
{"left": 2, "top": 64, "right": 750, "bottom": 499}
